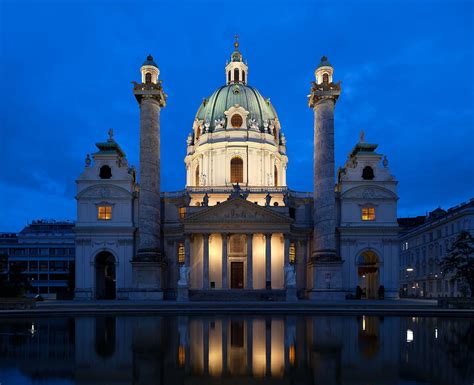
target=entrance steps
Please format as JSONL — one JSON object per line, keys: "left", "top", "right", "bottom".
{"left": 189, "top": 289, "right": 286, "bottom": 301}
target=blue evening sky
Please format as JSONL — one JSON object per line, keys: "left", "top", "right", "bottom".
{"left": 0, "top": 0, "right": 473, "bottom": 231}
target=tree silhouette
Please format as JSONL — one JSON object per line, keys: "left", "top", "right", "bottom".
{"left": 441, "top": 231, "right": 474, "bottom": 297}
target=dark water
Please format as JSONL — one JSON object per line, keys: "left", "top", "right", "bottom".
{"left": 0, "top": 314, "right": 473, "bottom": 385}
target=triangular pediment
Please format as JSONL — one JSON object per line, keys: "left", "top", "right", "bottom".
{"left": 184, "top": 197, "right": 293, "bottom": 225}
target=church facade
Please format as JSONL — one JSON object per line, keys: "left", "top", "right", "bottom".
{"left": 74, "top": 41, "right": 399, "bottom": 301}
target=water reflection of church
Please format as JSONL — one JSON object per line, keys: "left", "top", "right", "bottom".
{"left": 0, "top": 315, "right": 472, "bottom": 384}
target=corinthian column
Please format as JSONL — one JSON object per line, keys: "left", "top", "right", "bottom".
{"left": 129, "top": 55, "right": 167, "bottom": 300}
{"left": 307, "top": 56, "right": 345, "bottom": 300}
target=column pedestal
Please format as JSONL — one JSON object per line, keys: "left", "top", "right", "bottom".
{"left": 129, "top": 260, "right": 164, "bottom": 300}
{"left": 308, "top": 259, "right": 345, "bottom": 300}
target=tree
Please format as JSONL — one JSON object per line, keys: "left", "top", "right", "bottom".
{"left": 441, "top": 231, "right": 474, "bottom": 297}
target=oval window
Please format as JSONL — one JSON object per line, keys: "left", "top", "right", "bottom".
{"left": 231, "top": 114, "right": 243, "bottom": 128}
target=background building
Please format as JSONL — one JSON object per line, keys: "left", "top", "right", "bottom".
{"left": 399, "top": 199, "right": 474, "bottom": 298}
{"left": 0, "top": 220, "right": 75, "bottom": 297}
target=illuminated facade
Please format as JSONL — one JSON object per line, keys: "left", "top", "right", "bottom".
{"left": 74, "top": 39, "right": 400, "bottom": 300}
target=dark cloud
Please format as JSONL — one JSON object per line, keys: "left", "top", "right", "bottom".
{"left": 0, "top": 0, "right": 473, "bottom": 231}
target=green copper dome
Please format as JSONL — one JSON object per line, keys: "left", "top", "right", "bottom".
{"left": 142, "top": 54, "right": 158, "bottom": 68}
{"left": 195, "top": 84, "right": 278, "bottom": 131}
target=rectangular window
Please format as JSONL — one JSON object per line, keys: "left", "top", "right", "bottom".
{"left": 98, "top": 205, "right": 112, "bottom": 220}
{"left": 179, "top": 207, "right": 186, "bottom": 219}
{"left": 177, "top": 243, "right": 185, "bottom": 264}
{"left": 361, "top": 207, "right": 375, "bottom": 221}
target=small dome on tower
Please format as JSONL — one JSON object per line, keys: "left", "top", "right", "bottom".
{"left": 317, "top": 55, "right": 332, "bottom": 69}
{"left": 142, "top": 54, "right": 158, "bottom": 68}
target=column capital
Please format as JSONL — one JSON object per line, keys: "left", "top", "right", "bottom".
{"left": 308, "top": 82, "right": 341, "bottom": 108}
{"left": 133, "top": 82, "right": 167, "bottom": 107}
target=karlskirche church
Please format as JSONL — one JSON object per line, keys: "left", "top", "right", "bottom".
{"left": 74, "top": 40, "right": 399, "bottom": 301}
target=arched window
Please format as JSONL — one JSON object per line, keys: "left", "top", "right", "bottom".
{"left": 274, "top": 127, "right": 278, "bottom": 142}
{"left": 228, "top": 71, "right": 231, "bottom": 83}
{"left": 195, "top": 165, "right": 200, "bottom": 186}
{"left": 323, "top": 73, "right": 329, "bottom": 83}
{"left": 242, "top": 71, "right": 246, "bottom": 83}
{"left": 234, "top": 68, "right": 239, "bottom": 83}
{"left": 145, "top": 72, "right": 152, "bottom": 84}
{"left": 195, "top": 126, "right": 201, "bottom": 141}
{"left": 274, "top": 165, "right": 278, "bottom": 186}
{"left": 362, "top": 166, "right": 375, "bottom": 180}
{"left": 99, "top": 165, "right": 112, "bottom": 179}
{"left": 230, "top": 157, "right": 243, "bottom": 183}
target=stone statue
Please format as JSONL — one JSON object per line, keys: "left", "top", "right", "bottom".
{"left": 184, "top": 191, "right": 192, "bottom": 206}
{"left": 214, "top": 118, "right": 225, "bottom": 130}
{"left": 186, "top": 134, "right": 193, "bottom": 146}
{"left": 229, "top": 183, "right": 242, "bottom": 199}
{"left": 204, "top": 121, "right": 210, "bottom": 133}
{"left": 249, "top": 118, "right": 259, "bottom": 130}
{"left": 359, "top": 130, "right": 365, "bottom": 143}
{"left": 202, "top": 193, "right": 209, "bottom": 207}
{"left": 263, "top": 120, "right": 269, "bottom": 133}
{"left": 284, "top": 264, "right": 296, "bottom": 287}
{"left": 108, "top": 128, "right": 114, "bottom": 142}
{"left": 85, "top": 154, "right": 91, "bottom": 167}
{"left": 383, "top": 155, "right": 389, "bottom": 168}
{"left": 241, "top": 190, "right": 250, "bottom": 200}
{"left": 283, "top": 192, "right": 290, "bottom": 206}
{"left": 265, "top": 193, "right": 272, "bottom": 207}
{"left": 178, "top": 265, "right": 190, "bottom": 286}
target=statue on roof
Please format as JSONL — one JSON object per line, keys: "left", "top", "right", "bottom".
{"left": 108, "top": 128, "right": 114, "bottom": 142}
{"left": 359, "top": 130, "right": 365, "bottom": 143}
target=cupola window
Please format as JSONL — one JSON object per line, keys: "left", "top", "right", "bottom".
{"left": 228, "top": 71, "right": 231, "bottom": 83}
{"left": 242, "top": 71, "right": 246, "bottom": 83}
{"left": 362, "top": 166, "right": 375, "bottom": 180}
{"left": 231, "top": 114, "right": 243, "bottom": 128}
{"left": 323, "top": 73, "right": 329, "bottom": 84}
{"left": 234, "top": 68, "right": 239, "bottom": 82}
{"left": 230, "top": 157, "right": 243, "bottom": 183}
{"left": 99, "top": 165, "right": 112, "bottom": 179}
{"left": 145, "top": 72, "right": 152, "bottom": 84}
{"left": 195, "top": 126, "right": 201, "bottom": 141}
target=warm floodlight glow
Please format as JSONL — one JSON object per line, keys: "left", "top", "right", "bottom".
{"left": 406, "top": 329, "right": 414, "bottom": 343}
{"left": 406, "top": 267, "right": 414, "bottom": 272}
{"left": 178, "top": 345, "right": 185, "bottom": 367}
{"left": 362, "top": 316, "right": 366, "bottom": 331}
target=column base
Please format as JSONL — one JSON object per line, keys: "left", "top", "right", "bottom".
{"left": 286, "top": 287, "right": 298, "bottom": 302}
{"left": 308, "top": 290, "right": 346, "bottom": 301}
{"left": 177, "top": 285, "right": 189, "bottom": 302}
{"left": 309, "top": 257, "right": 344, "bottom": 301}
{"left": 130, "top": 259, "right": 164, "bottom": 300}
{"left": 74, "top": 289, "right": 93, "bottom": 300}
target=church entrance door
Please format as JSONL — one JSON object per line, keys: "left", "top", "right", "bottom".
{"left": 231, "top": 262, "right": 244, "bottom": 289}
{"left": 95, "top": 251, "right": 116, "bottom": 299}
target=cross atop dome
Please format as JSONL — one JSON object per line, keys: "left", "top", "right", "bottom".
{"left": 226, "top": 35, "right": 248, "bottom": 85}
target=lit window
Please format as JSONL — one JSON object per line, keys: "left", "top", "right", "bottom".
{"left": 179, "top": 207, "right": 186, "bottom": 219}
{"left": 230, "top": 157, "right": 243, "bottom": 183}
{"left": 98, "top": 205, "right": 112, "bottom": 220}
{"left": 361, "top": 207, "right": 375, "bottom": 221}
{"left": 145, "top": 72, "right": 152, "bottom": 83}
{"left": 177, "top": 243, "right": 185, "bottom": 264}
{"left": 178, "top": 345, "right": 185, "bottom": 366}
{"left": 289, "top": 242, "right": 296, "bottom": 264}
{"left": 195, "top": 165, "right": 200, "bottom": 186}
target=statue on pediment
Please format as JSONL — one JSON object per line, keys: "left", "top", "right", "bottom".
{"left": 202, "top": 193, "right": 209, "bottom": 207}
{"left": 265, "top": 193, "right": 272, "bottom": 207}
{"left": 184, "top": 191, "right": 192, "bottom": 206}
{"left": 229, "top": 183, "right": 242, "bottom": 199}
{"left": 283, "top": 192, "right": 290, "bottom": 206}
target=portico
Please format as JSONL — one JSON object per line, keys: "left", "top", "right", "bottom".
{"left": 181, "top": 197, "right": 293, "bottom": 293}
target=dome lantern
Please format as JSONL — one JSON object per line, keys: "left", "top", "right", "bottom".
{"left": 314, "top": 55, "right": 334, "bottom": 85}
{"left": 225, "top": 35, "right": 248, "bottom": 85}
{"left": 140, "top": 54, "right": 160, "bottom": 84}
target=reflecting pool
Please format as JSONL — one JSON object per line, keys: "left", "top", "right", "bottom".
{"left": 0, "top": 314, "right": 473, "bottom": 384}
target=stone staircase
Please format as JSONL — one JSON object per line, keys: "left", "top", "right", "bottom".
{"left": 189, "top": 289, "right": 286, "bottom": 301}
